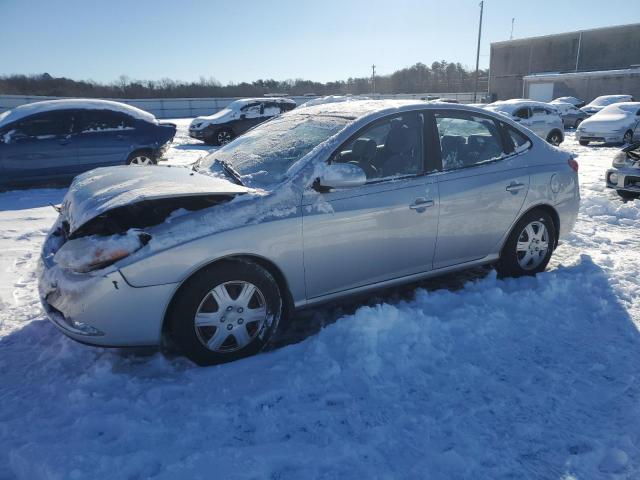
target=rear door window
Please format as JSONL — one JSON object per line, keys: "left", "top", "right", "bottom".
{"left": 77, "top": 110, "right": 134, "bottom": 133}
{"left": 514, "top": 108, "right": 531, "bottom": 120}
{"left": 435, "top": 112, "right": 507, "bottom": 170}
{"left": 506, "top": 126, "right": 532, "bottom": 153}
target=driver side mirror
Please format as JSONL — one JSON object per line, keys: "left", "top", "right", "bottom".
{"left": 315, "top": 163, "right": 367, "bottom": 190}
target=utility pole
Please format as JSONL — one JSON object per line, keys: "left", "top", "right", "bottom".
{"left": 510, "top": 17, "right": 515, "bottom": 40}
{"left": 371, "top": 64, "right": 376, "bottom": 95}
{"left": 473, "top": 1, "right": 484, "bottom": 102}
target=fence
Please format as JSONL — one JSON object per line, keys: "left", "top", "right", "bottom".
{"left": 0, "top": 92, "right": 485, "bottom": 119}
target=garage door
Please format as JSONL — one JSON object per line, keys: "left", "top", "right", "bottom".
{"left": 528, "top": 82, "right": 554, "bottom": 102}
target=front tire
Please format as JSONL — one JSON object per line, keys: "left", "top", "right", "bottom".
{"left": 496, "top": 209, "right": 556, "bottom": 278}
{"left": 579, "top": 140, "right": 589, "bottom": 146}
{"left": 167, "top": 259, "right": 283, "bottom": 366}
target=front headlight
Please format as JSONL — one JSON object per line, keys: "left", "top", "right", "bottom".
{"left": 190, "top": 122, "right": 203, "bottom": 129}
{"left": 609, "top": 172, "right": 619, "bottom": 184}
{"left": 54, "top": 231, "right": 150, "bottom": 273}
{"left": 612, "top": 150, "right": 629, "bottom": 168}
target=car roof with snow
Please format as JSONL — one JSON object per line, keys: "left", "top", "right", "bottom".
{"left": 227, "top": 97, "right": 296, "bottom": 108}
{"left": 485, "top": 99, "right": 557, "bottom": 113}
{"left": 599, "top": 102, "right": 640, "bottom": 114}
{"left": 0, "top": 99, "right": 157, "bottom": 129}
{"left": 291, "top": 99, "right": 486, "bottom": 120}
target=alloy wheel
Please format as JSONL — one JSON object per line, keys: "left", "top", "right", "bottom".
{"left": 623, "top": 130, "right": 633, "bottom": 144}
{"left": 217, "top": 130, "right": 232, "bottom": 145}
{"left": 193, "top": 281, "right": 267, "bottom": 353}
{"left": 516, "top": 221, "right": 549, "bottom": 270}
{"left": 129, "top": 155, "right": 153, "bottom": 166}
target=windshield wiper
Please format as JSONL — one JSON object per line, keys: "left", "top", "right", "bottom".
{"left": 218, "top": 159, "right": 244, "bottom": 186}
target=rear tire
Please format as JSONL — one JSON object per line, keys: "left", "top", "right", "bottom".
{"left": 547, "top": 130, "right": 563, "bottom": 146}
{"left": 127, "top": 151, "right": 156, "bottom": 166}
{"left": 574, "top": 118, "right": 583, "bottom": 128}
{"left": 617, "top": 190, "right": 639, "bottom": 200}
{"left": 496, "top": 209, "right": 557, "bottom": 278}
{"left": 623, "top": 130, "right": 634, "bottom": 144}
{"left": 167, "top": 259, "right": 283, "bottom": 366}
{"left": 579, "top": 140, "right": 589, "bottom": 146}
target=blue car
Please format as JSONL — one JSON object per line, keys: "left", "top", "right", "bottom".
{"left": 0, "top": 99, "right": 176, "bottom": 188}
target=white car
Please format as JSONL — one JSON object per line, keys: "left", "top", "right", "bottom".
{"left": 576, "top": 102, "right": 640, "bottom": 146}
{"left": 580, "top": 95, "right": 633, "bottom": 116}
{"left": 189, "top": 98, "right": 296, "bottom": 145}
{"left": 485, "top": 100, "right": 564, "bottom": 145}
{"left": 551, "top": 96, "right": 585, "bottom": 108}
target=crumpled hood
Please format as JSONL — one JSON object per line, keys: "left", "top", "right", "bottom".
{"left": 62, "top": 165, "right": 251, "bottom": 234}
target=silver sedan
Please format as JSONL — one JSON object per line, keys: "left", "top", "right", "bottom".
{"left": 39, "top": 101, "right": 580, "bottom": 365}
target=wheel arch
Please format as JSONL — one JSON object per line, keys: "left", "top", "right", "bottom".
{"left": 546, "top": 128, "right": 564, "bottom": 144}
{"left": 500, "top": 203, "right": 560, "bottom": 257}
{"left": 161, "top": 253, "right": 295, "bottom": 339}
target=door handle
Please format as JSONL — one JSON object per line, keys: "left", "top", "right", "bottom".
{"left": 410, "top": 198, "right": 435, "bottom": 210}
{"left": 506, "top": 182, "right": 525, "bottom": 192}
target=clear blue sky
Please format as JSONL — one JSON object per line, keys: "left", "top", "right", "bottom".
{"left": 1, "top": 0, "right": 638, "bottom": 84}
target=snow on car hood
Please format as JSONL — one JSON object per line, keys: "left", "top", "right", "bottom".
{"left": 61, "top": 165, "right": 252, "bottom": 235}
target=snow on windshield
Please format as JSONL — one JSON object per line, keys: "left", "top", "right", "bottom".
{"left": 201, "top": 114, "right": 350, "bottom": 186}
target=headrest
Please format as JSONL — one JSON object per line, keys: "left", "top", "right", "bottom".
{"left": 385, "top": 125, "right": 414, "bottom": 155}
{"left": 440, "top": 135, "right": 465, "bottom": 151}
{"left": 352, "top": 138, "right": 377, "bottom": 158}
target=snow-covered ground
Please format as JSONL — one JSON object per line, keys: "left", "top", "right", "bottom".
{"left": 1, "top": 121, "right": 640, "bottom": 479}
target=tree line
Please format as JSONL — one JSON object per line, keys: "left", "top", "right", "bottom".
{"left": 0, "top": 62, "right": 488, "bottom": 99}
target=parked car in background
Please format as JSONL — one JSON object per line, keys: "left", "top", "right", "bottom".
{"left": 576, "top": 102, "right": 640, "bottom": 146}
{"left": 189, "top": 98, "right": 296, "bottom": 145}
{"left": 605, "top": 141, "right": 640, "bottom": 199}
{"left": 551, "top": 101, "right": 588, "bottom": 128}
{"left": 0, "top": 99, "right": 176, "bottom": 188}
{"left": 580, "top": 95, "right": 633, "bottom": 116}
{"left": 39, "top": 100, "right": 579, "bottom": 366}
{"left": 485, "top": 99, "right": 565, "bottom": 145}
{"left": 551, "top": 96, "right": 585, "bottom": 109}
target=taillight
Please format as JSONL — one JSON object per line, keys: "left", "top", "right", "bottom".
{"left": 568, "top": 157, "right": 579, "bottom": 173}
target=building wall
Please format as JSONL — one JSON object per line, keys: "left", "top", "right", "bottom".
{"left": 524, "top": 71, "right": 640, "bottom": 102}
{"left": 490, "top": 23, "right": 640, "bottom": 100}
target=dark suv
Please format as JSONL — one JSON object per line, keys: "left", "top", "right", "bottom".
{"left": 189, "top": 98, "right": 296, "bottom": 145}
{"left": 0, "top": 99, "right": 176, "bottom": 188}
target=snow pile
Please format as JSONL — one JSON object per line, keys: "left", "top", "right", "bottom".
{"left": 1, "top": 126, "right": 640, "bottom": 479}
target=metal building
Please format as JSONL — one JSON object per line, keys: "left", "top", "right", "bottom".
{"left": 489, "top": 23, "right": 640, "bottom": 101}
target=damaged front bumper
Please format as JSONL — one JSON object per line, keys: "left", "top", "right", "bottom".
{"left": 605, "top": 166, "right": 640, "bottom": 194}
{"left": 38, "top": 224, "right": 178, "bottom": 347}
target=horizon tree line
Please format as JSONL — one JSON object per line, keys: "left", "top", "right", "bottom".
{"left": 0, "top": 61, "right": 489, "bottom": 99}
